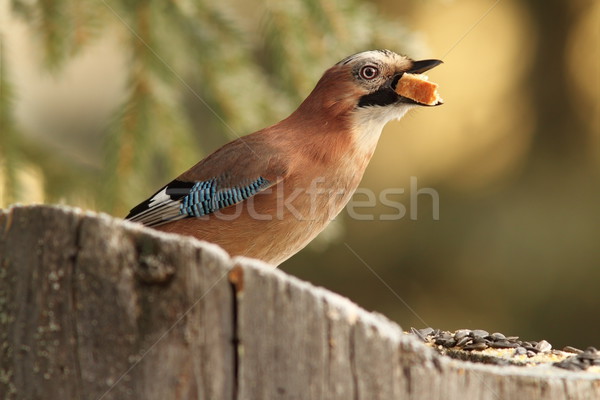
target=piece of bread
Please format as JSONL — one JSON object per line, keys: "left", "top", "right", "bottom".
{"left": 395, "top": 73, "right": 441, "bottom": 105}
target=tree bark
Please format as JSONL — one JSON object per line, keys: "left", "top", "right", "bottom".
{"left": 0, "top": 205, "right": 598, "bottom": 399}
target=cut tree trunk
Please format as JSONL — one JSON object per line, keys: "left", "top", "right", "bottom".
{"left": 0, "top": 205, "right": 598, "bottom": 400}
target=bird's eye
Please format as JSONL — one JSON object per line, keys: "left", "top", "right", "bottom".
{"left": 359, "top": 65, "right": 379, "bottom": 80}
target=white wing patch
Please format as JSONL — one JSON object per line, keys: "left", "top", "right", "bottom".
{"left": 148, "top": 188, "right": 170, "bottom": 206}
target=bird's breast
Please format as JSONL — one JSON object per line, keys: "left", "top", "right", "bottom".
{"left": 279, "top": 143, "right": 372, "bottom": 218}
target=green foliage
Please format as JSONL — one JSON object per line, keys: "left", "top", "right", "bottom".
{"left": 0, "top": 37, "right": 22, "bottom": 205}
{"left": 1, "top": 0, "right": 420, "bottom": 215}
{"left": 11, "top": 0, "right": 105, "bottom": 70}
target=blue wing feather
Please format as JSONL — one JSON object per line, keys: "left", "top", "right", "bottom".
{"left": 126, "top": 176, "right": 271, "bottom": 227}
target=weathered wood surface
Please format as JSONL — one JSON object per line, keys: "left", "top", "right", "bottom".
{"left": 0, "top": 205, "right": 599, "bottom": 400}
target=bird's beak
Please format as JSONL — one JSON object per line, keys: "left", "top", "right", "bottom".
{"left": 393, "top": 59, "right": 444, "bottom": 107}
{"left": 406, "top": 59, "right": 443, "bottom": 74}
{"left": 358, "top": 59, "right": 444, "bottom": 109}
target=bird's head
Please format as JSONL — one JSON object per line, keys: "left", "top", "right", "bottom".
{"left": 293, "top": 49, "right": 442, "bottom": 152}
{"left": 341, "top": 49, "right": 442, "bottom": 106}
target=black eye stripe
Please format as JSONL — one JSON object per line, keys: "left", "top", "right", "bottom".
{"left": 391, "top": 74, "right": 402, "bottom": 89}
{"left": 358, "top": 88, "right": 398, "bottom": 107}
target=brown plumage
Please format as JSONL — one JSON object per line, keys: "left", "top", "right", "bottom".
{"left": 126, "top": 50, "right": 442, "bottom": 265}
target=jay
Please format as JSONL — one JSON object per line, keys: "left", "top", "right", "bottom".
{"left": 126, "top": 50, "right": 442, "bottom": 266}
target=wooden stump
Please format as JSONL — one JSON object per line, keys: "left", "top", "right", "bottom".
{"left": 1, "top": 205, "right": 598, "bottom": 399}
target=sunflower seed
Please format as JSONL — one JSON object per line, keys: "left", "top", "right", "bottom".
{"left": 524, "top": 346, "right": 540, "bottom": 353}
{"left": 454, "top": 329, "right": 471, "bottom": 341}
{"left": 555, "top": 357, "right": 585, "bottom": 371}
{"left": 471, "top": 329, "right": 489, "bottom": 339}
{"left": 562, "top": 346, "right": 583, "bottom": 354}
{"left": 535, "top": 340, "right": 552, "bottom": 353}
{"left": 411, "top": 327, "right": 435, "bottom": 342}
{"left": 490, "top": 340, "right": 519, "bottom": 349}
{"left": 419, "top": 327, "right": 435, "bottom": 336}
{"left": 514, "top": 347, "right": 527, "bottom": 356}
{"left": 464, "top": 342, "right": 488, "bottom": 351}
{"left": 579, "top": 349, "right": 599, "bottom": 361}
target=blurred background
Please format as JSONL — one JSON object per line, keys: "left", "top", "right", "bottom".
{"left": 1, "top": 0, "right": 598, "bottom": 348}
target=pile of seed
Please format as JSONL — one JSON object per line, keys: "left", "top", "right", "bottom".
{"left": 410, "top": 327, "right": 600, "bottom": 372}
{"left": 554, "top": 346, "right": 600, "bottom": 371}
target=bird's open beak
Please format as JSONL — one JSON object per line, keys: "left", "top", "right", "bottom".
{"left": 406, "top": 59, "right": 443, "bottom": 74}
{"left": 358, "top": 58, "right": 444, "bottom": 109}
{"left": 394, "top": 59, "right": 444, "bottom": 107}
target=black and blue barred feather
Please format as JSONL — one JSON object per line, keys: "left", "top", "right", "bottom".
{"left": 126, "top": 176, "right": 270, "bottom": 227}
{"left": 180, "top": 177, "right": 268, "bottom": 217}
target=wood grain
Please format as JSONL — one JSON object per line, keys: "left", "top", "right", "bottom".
{"left": 1, "top": 205, "right": 598, "bottom": 399}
